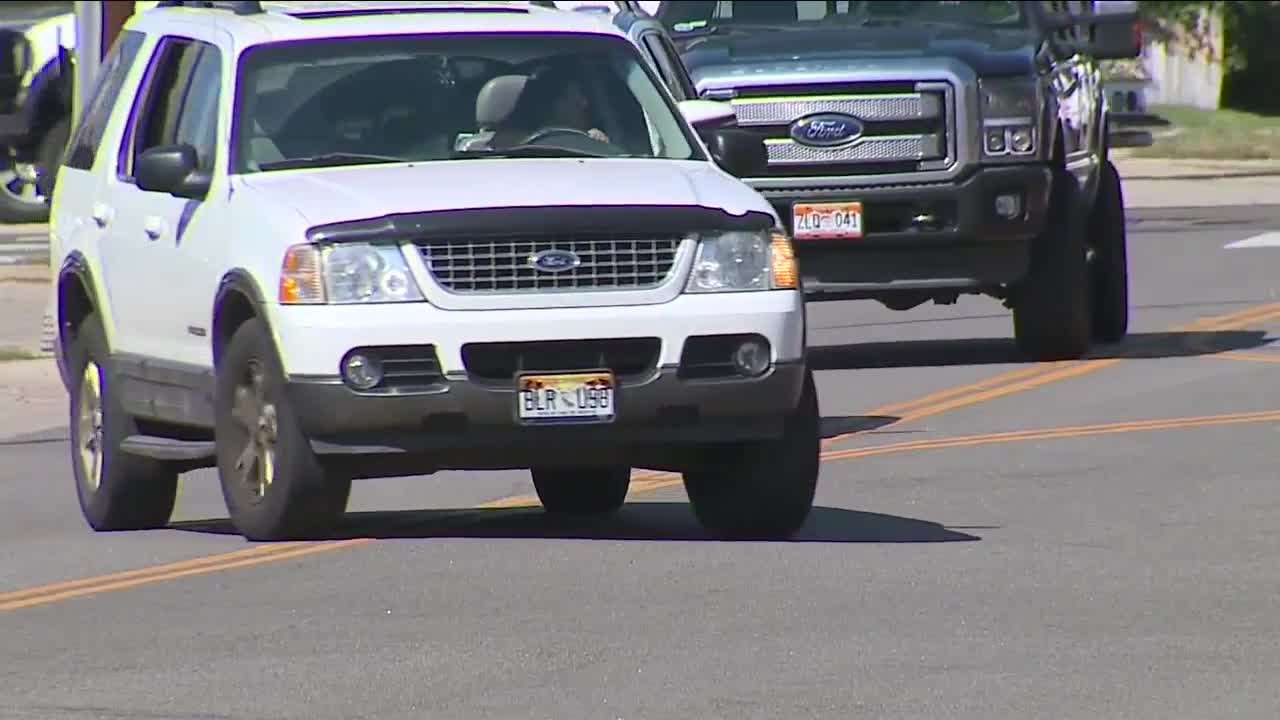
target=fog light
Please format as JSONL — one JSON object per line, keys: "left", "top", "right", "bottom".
{"left": 342, "top": 352, "right": 383, "bottom": 390}
{"left": 732, "top": 338, "right": 771, "bottom": 377}
{"left": 1009, "top": 126, "right": 1034, "bottom": 153}
{"left": 994, "top": 193, "right": 1022, "bottom": 219}
{"left": 985, "top": 129, "right": 1006, "bottom": 154}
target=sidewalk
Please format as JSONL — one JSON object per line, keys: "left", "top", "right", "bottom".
{"left": 1113, "top": 154, "right": 1280, "bottom": 209}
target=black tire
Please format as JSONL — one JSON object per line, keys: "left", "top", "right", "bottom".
{"left": 530, "top": 466, "right": 632, "bottom": 516}
{"left": 1088, "top": 159, "right": 1129, "bottom": 343}
{"left": 214, "top": 318, "right": 350, "bottom": 541}
{"left": 0, "top": 157, "right": 49, "bottom": 224}
{"left": 1012, "top": 168, "right": 1092, "bottom": 361}
{"left": 67, "top": 312, "right": 179, "bottom": 531}
{"left": 682, "top": 366, "right": 820, "bottom": 540}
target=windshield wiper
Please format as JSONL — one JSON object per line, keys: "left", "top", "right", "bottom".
{"left": 451, "top": 144, "right": 608, "bottom": 160}
{"left": 258, "top": 153, "right": 410, "bottom": 171}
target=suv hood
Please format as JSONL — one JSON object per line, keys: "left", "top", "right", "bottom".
{"left": 676, "top": 25, "right": 1036, "bottom": 83}
{"left": 239, "top": 158, "right": 772, "bottom": 230}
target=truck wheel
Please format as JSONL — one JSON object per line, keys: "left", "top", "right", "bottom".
{"left": 1088, "top": 159, "right": 1129, "bottom": 343}
{"left": 1012, "top": 168, "right": 1091, "bottom": 361}
{"left": 68, "top": 312, "right": 179, "bottom": 531}
{"left": 0, "top": 159, "right": 49, "bottom": 224}
{"left": 214, "top": 318, "right": 350, "bottom": 541}
{"left": 682, "top": 366, "right": 820, "bottom": 540}
{"left": 530, "top": 466, "right": 632, "bottom": 516}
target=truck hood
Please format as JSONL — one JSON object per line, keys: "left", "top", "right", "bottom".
{"left": 238, "top": 157, "right": 773, "bottom": 229}
{"left": 675, "top": 25, "right": 1036, "bottom": 86}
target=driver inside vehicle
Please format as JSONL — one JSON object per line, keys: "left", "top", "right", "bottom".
{"left": 494, "top": 64, "right": 611, "bottom": 146}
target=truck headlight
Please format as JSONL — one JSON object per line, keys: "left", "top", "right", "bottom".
{"left": 685, "top": 229, "right": 798, "bottom": 293}
{"left": 278, "top": 243, "right": 424, "bottom": 305}
{"left": 979, "top": 77, "right": 1039, "bottom": 157}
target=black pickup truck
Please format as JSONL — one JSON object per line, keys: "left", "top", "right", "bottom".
{"left": 624, "top": 0, "right": 1143, "bottom": 361}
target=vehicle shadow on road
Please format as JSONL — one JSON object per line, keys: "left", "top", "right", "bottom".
{"left": 810, "top": 329, "right": 1274, "bottom": 370}
{"left": 169, "top": 503, "right": 985, "bottom": 544}
{"left": 821, "top": 415, "right": 899, "bottom": 437}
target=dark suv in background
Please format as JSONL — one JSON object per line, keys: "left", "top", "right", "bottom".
{"left": 625, "top": 0, "right": 1142, "bottom": 361}
{"left": 0, "top": 1, "right": 74, "bottom": 224}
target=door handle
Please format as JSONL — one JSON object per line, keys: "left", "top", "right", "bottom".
{"left": 143, "top": 216, "right": 167, "bottom": 240}
{"left": 90, "top": 202, "right": 113, "bottom": 228}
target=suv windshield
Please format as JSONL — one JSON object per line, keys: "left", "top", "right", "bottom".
{"left": 658, "top": 1, "right": 1028, "bottom": 35}
{"left": 232, "top": 32, "right": 702, "bottom": 173}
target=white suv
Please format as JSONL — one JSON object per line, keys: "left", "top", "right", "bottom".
{"left": 48, "top": 0, "right": 818, "bottom": 542}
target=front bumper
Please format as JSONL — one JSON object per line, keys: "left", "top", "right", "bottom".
{"left": 755, "top": 164, "right": 1053, "bottom": 299}
{"left": 269, "top": 290, "right": 807, "bottom": 472}
{"left": 289, "top": 361, "right": 805, "bottom": 472}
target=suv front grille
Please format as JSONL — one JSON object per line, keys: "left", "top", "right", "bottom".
{"left": 727, "top": 80, "right": 955, "bottom": 178}
{"left": 416, "top": 234, "right": 683, "bottom": 294}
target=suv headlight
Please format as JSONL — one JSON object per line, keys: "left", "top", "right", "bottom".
{"left": 979, "top": 77, "right": 1039, "bottom": 156}
{"left": 278, "top": 243, "right": 424, "bottom": 305}
{"left": 685, "top": 229, "right": 798, "bottom": 293}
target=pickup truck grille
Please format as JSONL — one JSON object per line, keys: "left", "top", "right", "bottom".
{"left": 728, "top": 81, "right": 954, "bottom": 177}
{"left": 416, "top": 235, "right": 682, "bottom": 294}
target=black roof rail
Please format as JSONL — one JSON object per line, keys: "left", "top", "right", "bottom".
{"left": 155, "top": 1, "right": 265, "bottom": 14}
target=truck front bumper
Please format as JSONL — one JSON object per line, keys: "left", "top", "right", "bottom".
{"left": 755, "top": 164, "right": 1053, "bottom": 300}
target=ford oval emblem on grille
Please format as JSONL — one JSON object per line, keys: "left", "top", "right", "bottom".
{"left": 789, "top": 112, "right": 865, "bottom": 148}
{"left": 528, "top": 249, "right": 581, "bottom": 273}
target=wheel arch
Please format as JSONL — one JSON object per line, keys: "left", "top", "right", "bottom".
{"left": 212, "top": 269, "right": 272, "bottom": 370}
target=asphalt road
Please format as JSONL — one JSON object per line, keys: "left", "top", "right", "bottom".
{"left": 3, "top": 205, "right": 1280, "bottom": 720}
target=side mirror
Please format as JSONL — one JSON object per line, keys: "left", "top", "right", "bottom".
{"left": 1041, "top": 7, "right": 1143, "bottom": 60}
{"left": 1088, "top": 13, "right": 1143, "bottom": 60}
{"left": 704, "top": 127, "right": 768, "bottom": 178}
{"left": 135, "top": 144, "right": 210, "bottom": 199}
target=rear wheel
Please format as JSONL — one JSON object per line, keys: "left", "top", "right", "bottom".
{"left": 531, "top": 466, "right": 632, "bottom": 516}
{"left": 1012, "top": 168, "right": 1092, "bottom": 361}
{"left": 214, "top": 318, "right": 350, "bottom": 541}
{"left": 68, "top": 312, "right": 179, "bottom": 531}
{"left": 682, "top": 366, "right": 820, "bottom": 540}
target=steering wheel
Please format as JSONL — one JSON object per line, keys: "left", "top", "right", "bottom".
{"left": 520, "top": 127, "right": 599, "bottom": 145}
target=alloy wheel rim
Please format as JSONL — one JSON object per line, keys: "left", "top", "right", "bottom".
{"left": 231, "top": 359, "right": 277, "bottom": 501}
{"left": 77, "top": 361, "right": 104, "bottom": 491}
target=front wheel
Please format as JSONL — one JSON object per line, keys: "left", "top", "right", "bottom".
{"left": 682, "top": 367, "right": 820, "bottom": 540}
{"left": 214, "top": 318, "right": 350, "bottom": 541}
{"left": 1089, "top": 159, "right": 1129, "bottom": 343}
{"left": 1012, "top": 168, "right": 1092, "bottom": 361}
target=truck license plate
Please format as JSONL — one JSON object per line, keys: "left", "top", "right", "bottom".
{"left": 792, "top": 201, "right": 864, "bottom": 240}
{"left": 517, "top": 371, "right": 615, "bottom": 425}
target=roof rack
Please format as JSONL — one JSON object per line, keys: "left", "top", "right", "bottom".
{"left": 154, "top": 1, "right": 265, "bottom": 14}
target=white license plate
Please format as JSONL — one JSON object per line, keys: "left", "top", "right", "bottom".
{"left": 517, "top": 371, "right": 616, "bottom": 425}
{"left": 792, "top": 201, "right": 864, "bottom": 240}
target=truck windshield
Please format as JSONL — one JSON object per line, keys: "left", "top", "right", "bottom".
{"left": 231, "top": 32, "right": 702, "bottom": 174}
{"left": 659, "top": 1, "right": 1028, "bottom": 35}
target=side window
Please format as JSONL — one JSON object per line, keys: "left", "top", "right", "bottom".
{"left": 118, "top": 38, "right": 221, "bottom": 182}
{"left": 63, "top": 30, "right": 147, "bottom": 171}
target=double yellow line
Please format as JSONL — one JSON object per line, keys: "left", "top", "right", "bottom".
{"left": 4, "top": 301, "right": 1280, "bottom": 612}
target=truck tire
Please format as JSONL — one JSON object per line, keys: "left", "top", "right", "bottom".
{"left": 682, "top": 366, "right": 820, "bottom": 540}
{"left": 214, "top": 318, "right": 351, "bottom": 541}
{"left": 68, "top": 312, "right": 179, "bottom": 531}
{"left": 0, "top": 159, "right": 49, "bottom": 224}
{"left": 531, "top": 466, "right": 632, "bottom": 516}
{"left": 1012, "top": 168, "right": 1091, "bottom": 361}
{"left": 1088, "top": 159, "right": 1129, "bottom": 343}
